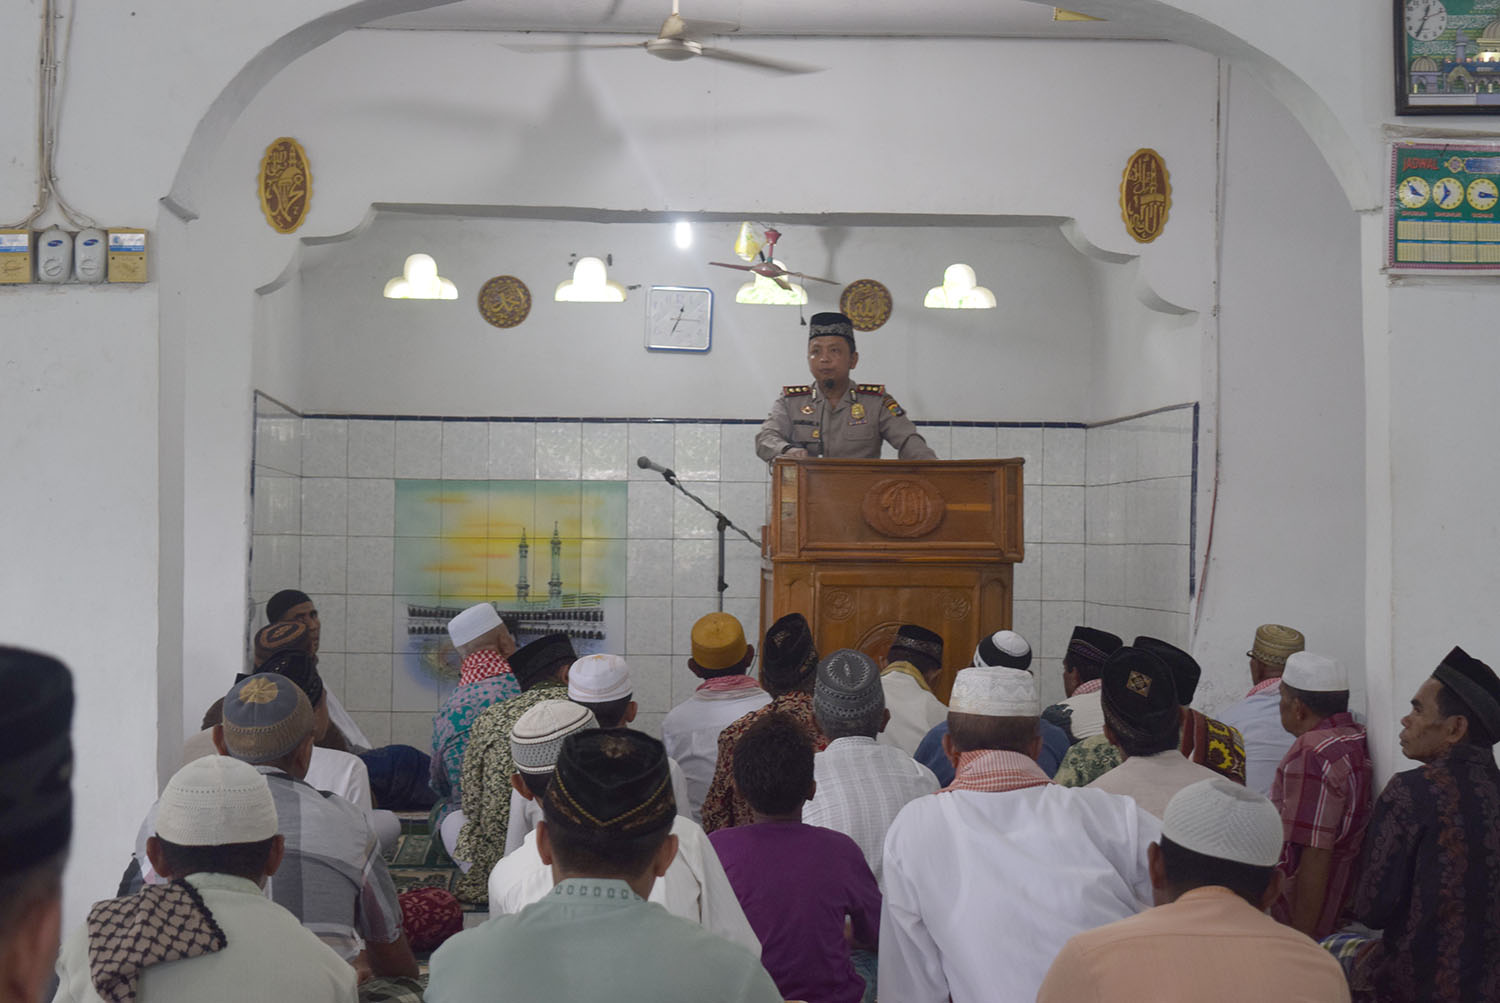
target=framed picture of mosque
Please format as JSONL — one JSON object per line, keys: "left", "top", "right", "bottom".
{"left": 1397, "top": 0, "right": 1500, "bottom": 114}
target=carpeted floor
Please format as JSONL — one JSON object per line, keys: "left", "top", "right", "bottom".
{"left": 385, "top": 811, "right": 486, "bottom": 922}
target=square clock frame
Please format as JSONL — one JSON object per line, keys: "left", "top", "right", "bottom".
{"left": 646, "top": 285, "right": 713, "bottom": 353}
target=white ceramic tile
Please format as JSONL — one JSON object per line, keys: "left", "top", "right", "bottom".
{"left": 253, "top": 475, "right": 300, "bottom": 534}
{"left": 1034, "top": 657, "right": 1067, "bottom": 709}
{"left": 345, "top": 595, "right": 393, "bottom": 653}
{"left": 255, "top": 415, "right": 301, "bottom": 476}
{"left": 1085, "top": 483, "right": 1115, "bottom": 545}
{"left": 308, "top": 594, "right": 346, "bottom": 653}
{"left": 624, "top": 654, "right": 672, "bottom": 715}
{"left": 672, "top": 539, "right": 717, "bottom": 597}
{"left": 628, "top": 480, "right": 675, "bottom": 539}
{"left": 671, "top": 654, "right": 704, "bottom": 706}
{"left": 489, "top": 422, "right": 536, "bottom": 479}
{"left": 536, "top": 422, "right": 582, "bottom": 480}
{"left": 344, "top": 652, "right": 393, "bottom": 711}
{"left": 348, "top": 479, "right": 395, "bottom": 537}
{"left": 1084, "top": 544, "right": 1124, "bottom": 606}
{"left": 1041, "top": 543, "right": 1085, "bottom": 601}
{"left": 301, "top": 419, "right": 348, "bottom": 477}
{"left": 720, "top": 424, "right": 767, "bottom": 482}
{"left": 1012, "top": 549, "right": 1041, "bottom": 601}
{"left": 315, "top": 653, "right": 345, "bottom": 705}
{"left": 625, "top": 597, "right": 673, "bottom": 655}
{"left": 917, "top": 425, "right": 950, "bottom": 460}
{"left": 674, "top": 423, "right": 721, "bottom": 481}
{"left": 391, "top": 711, "right": 436, "bottom": 750}
{"left": 724, "top": 542, "right": 762, "bottom": 600}
{"left": 1011, "top": 599, "right": 1042, "bottom": 652}
{"left": 299, "top": 536, "right": 346, "bottom": 594}
{"left": 1137, "top": 411, "right": 1194, "bottom": 480}
{"left": 348, "top": 420, "right": 395, "bottom": 478}
{"left": 1130, "top": 477, "right": 1191, "bottom": 545}
{"left": 442, "top": 421, "right": 490, "bottom": 479}
{"left": 1040, "top": 600, "right": 1086, "bottom": 660}
{"left": 674, "top": 482, "right": 720, "bottom": 539}
{"left": 391, "top": 655, "right": 440, "bottom": 712}
{"left": 1124, "top": 543, "right": 1189, "bottom": 612}
{"left": 1042, "top": 485, "right": 1085, "bottom": 543}
{"left": 250, "top": 535, "right": 300, "bottom": 596}
{"left": 633, "top": 712, "right": 665, "bottom": 741}
{"left": 347, "top": 711, "right": 391, "bottom": 747}
{"left": 394, "top": 421, "right": 443, "bottom": 478}
{"left": 672, "top": 598, "right": 718, "bottom": 653}
{"left": 1042, "top": 426, "right": 1085, "bottom": 485}
{"left": 626, "top": 539, "right": 673, "bottom": 598}
{"left": 950, "top": 425, "right": 997, "bottom": 460}
{"left": 1023, "top": 485, "right": 1042, "bottom": 544}
{"left": 723, "top": 598, "right": 761, "bottom": 648}
{"left": 1082, "top": 602, "right": 1131, "bottom": 640}
{"left": 995, "top": 427, "right": 1043, "bottom": 485}
{"left": 300, "top": 478, "right": 348, "bottom": 536}
{"left": 347, "top": 537, "right": 394, "bottom": 595}
{"left": 580, "top": 423, "right": 629, "bottom": 480}
{"left": 718, "top": 481, "right": 769, "bottom": 539}
{"left": 628, "top": 423, "right": 676, "bottom": 480}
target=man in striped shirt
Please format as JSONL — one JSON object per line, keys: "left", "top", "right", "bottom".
{"left": 1270, "top": 651, "right": 1371, "bottom": 939}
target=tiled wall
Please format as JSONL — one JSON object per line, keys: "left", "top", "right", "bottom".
{"left": 248, "top": 399, "right": 1196, "bottom": 745}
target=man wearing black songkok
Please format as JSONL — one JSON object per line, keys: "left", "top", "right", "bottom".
{"left": 427, "top": 731, "right": 781, "bottom": 1003}
{"left": 1343, "top": 646, "right": 1500, "bottom": 1002}
{"left": 0, "top": 646, "right": 73, "bottom": 1003}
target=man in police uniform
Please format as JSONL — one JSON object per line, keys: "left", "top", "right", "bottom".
{"left": 755, "top": 312, "right": 937, "bottom": 462}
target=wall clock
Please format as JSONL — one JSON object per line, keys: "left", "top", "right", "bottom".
{"left": 1396, "top": 0, "right": 1500, "bottom": 115}
{"left": 646, "top": 285, "right": 712, "bottom": 352}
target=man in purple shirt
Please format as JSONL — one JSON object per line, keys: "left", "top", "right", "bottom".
{"left": 710, "top": 712, "right": 882, "bottom": 1003}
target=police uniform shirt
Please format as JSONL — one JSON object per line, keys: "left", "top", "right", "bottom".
{"left": 755, "top": 383, "right": 937, "bottom": 461}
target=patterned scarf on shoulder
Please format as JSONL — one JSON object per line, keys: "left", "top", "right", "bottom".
{"left": 87, "top": 879, "right": 226, "bottom": 1003}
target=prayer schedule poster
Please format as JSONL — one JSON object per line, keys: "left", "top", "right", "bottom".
{"left": 1389, "top": 141, "right": 1500, "bottom": 270}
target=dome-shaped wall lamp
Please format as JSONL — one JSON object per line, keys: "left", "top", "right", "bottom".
{"left": 924, "top": 263, "right": 996, "bottom": 309}
{"left": 556, "top": 255, "right": 627, "bottom": 302}
{"left": 383, "top": 253, "right": 457, "bottom": 300}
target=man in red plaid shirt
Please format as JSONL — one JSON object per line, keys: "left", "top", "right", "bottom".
{"left": 1270, "top": 650, "right": 1371, "bottom": 939}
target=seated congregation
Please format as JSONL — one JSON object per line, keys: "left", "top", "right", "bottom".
{"left": 6, "top": 601, "right": 1500, "bottom": 1003}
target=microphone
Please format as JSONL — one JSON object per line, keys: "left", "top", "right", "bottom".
{"left": 636, "top": 456, "right": 677, "bottom": 480}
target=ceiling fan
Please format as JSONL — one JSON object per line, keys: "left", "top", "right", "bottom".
{"left": 710, "top": 227, "right": 838, "bottom": 290}
{"left": 505, "top": 1, "right": 819, "bottom": 75}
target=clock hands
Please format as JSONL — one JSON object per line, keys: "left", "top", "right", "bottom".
{"left": 670, "top": 305, "right": 684, "bottom": 335}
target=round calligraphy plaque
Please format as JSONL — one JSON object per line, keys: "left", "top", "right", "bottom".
{"left": 839, "top": 279, "right": 893, "bottom": 331}
{"left": 860, "top": 476, "right": 946, "bottom": 539}
{"left": 477, "top": 275, "right": 532, "bottom": 329}
{"left": 1120, "top": 148, "right": 1172, "bottom": 244}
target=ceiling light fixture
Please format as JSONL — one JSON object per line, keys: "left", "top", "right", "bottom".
{"left": 674, "top": 221, "right": 693, "bottom": 249}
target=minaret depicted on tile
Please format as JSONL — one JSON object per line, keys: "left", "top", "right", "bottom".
{"left": 516, "top": 529, "right": 530, "bottom": 603}
{"left": 549, "top": 521, "right": 563, "bottom": 609}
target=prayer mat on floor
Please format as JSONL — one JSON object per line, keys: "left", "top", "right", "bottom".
{"left": 359, "top": 974, "right": 427, "bottom": 1003}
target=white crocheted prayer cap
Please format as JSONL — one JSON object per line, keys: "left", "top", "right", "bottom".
{"left": 949, "top": 666, "right": 1039, "bottom": 717}
{"left": 1282, "top": 651, "right": 1347, "bottom": 693}
{"left": 156, "top": 755, "right": 278, "bottom": 846}
{"left": 510, "top": 700, "right": 597, "bottom": 775}
{"left": 1162, "top": 777, "right": 1283, "bottom": 867}
{"left": 447, "top": 603, "right": 501, "bottom": 648}
{"left": 973, "top": 630, "right": 1032, "bottom": 669}
{"left": 567, "top": 653, "right": 633, "bottom": 703}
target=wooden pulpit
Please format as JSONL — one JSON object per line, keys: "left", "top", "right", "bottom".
{"left": 761, "top": 458, "right": 1024, "bottom": 701}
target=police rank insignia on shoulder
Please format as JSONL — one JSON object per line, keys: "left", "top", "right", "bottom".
{"left": 782, "top": 385, "right": 812, "bottom": 397}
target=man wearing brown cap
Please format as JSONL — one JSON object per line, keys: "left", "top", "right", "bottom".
{"left": 427, "top": 730, "right": 781, "bottom": 1003}
{"left": 1343, "top": 646, "right": 1500, "bottom": 1002}
{"left": 0, "top": 647, "right": 73, "bottom": 1003}
{"left": 1218, "top": 624, "right": 1306, "bottom": 795}
{"left": 453, "top": 632, "right": 576, "bottom": 903}
{"left": 701, "top": 613, "right": 829, "bottom": 833}
{"left": 755, "top": 312, "right": 936, "bottom": 461}
{"left": 878, "top": 624, "right": 949, "bottom": 756}
{"left": 662, "top": 613, "right": 771, "bottom": 821}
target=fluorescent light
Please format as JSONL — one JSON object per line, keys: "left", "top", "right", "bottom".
{"left": 674, "top": 221, "right": 693, "bottom": 249}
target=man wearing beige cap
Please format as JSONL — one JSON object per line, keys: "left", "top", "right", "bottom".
{"left": 878, "top": 665, "right": 1159, "bottom": 1003}
{"left": 56, "top": 756, "right": 357, "bottom": 1002}
{"left": 662, "top": 613, "right": 771, "bottom": 821}
{"left": 1219, "top": 624, "right": 1306, "bottom": 795}
{"left": 1037, "top": 778, "right": 1350, "bottom": 1002}
{"left": 1270, "top": 650, "right": 1370, "bottom": 939}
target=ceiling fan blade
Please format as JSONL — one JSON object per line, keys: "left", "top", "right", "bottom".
{"left": 503, "top": 41, "right": 648, "bottom": 53}
{"left": 789, "top": 272, "right": 840, "bottom": 285}
{"left": 696, "top": 45, "right": 821, "bottom": 75}
{"left": 678, "top": 16, "right": 741, "bottom": 38}
{"left": 708, "top": 261, "right": 755, "bottom": 272}
{"left": 772, "top": 275, "right": 794, "bottom": 291}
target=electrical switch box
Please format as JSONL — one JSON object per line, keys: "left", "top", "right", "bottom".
{"left": 74, "top": 228, "right": 105, "bottom": 283}
{"left": 0, "top": 230, "right": 31, "bottom": 283}
{"left": 107, "top": 228, "right": 147, "bottom": 283}
{"left": 36, "top": 227, "right": 72, "bottom": 283}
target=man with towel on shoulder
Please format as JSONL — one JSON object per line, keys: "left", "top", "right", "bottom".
{"left": 879, "top": 663, "right": 1159, "bottom": 1003}
{"left": 427, "top": 730, "right": 781, "bottom": 1003}
{"left": 877, "top": 624, "right": 949, "bottom": 756}
{"left": 1218, "top": 624, "right": 1305, "bottom": 795}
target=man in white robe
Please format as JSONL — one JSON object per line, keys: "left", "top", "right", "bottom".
{"left": 879, "top": 664, "right": 1159, "bottom": 1003}
{"left": 1216, "top": 624, "right": 1304, "bottom": 795}
{"left": 878, "top": 624, "right": 948, "bottom": 756}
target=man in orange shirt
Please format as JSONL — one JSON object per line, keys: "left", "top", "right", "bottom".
{"left": 1038, "top": 777, "right": 1348, "bottom": 1003}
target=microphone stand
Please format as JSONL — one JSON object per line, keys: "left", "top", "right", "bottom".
{"left": 648, "top": 469, "right": 759, "bottom": 612}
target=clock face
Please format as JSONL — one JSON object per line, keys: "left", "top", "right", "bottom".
{"left": 1398, "top": 176, "right": 1431, "bottom": 209}
{"left": 1405, "top": 0, "right": 1447, "bottom": 42}
{"left": 1433, "top": 176, "right": 1465, "bottom": 209}
{"left": 1467, "top": 178, "right": 1499, "bottom": 211}
{"left": 646, "top": 286, "right": 713, "bottom": 352}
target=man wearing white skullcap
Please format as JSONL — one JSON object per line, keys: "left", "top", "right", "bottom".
{"left": 879, "top": 665, "right": 1161, "bottom": 1003}
{"left": 1270, "top": 650, "right": 1371, "bottom": 939}
{"left": 55, "top": 756, "right": 357, "bottom": 1003}
{"left": 1038, "top": 778, "right": 1350, "bottom": 1002}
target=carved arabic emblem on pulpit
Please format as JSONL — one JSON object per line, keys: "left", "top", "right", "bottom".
{"left": 860, "top": 477, "right": 945, "bottom": 538}
{"left": 824, "top": 590, "right": 856, "bottom": 621}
